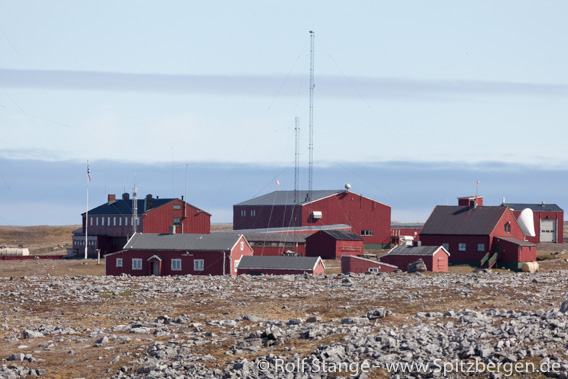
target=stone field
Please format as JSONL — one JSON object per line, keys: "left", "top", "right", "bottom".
{"left": 1, "top": 270, "right": 568, "bottom": 378}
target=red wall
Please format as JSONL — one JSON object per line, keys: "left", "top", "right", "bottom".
{"left": 106, "top": 237, "right": 252, "bottom": 276}
{"left": 250, "top": 243, "right": 306, "bottom": 257}
{"left": 305, "top": 231, "right": 364, "bottom": 259}
{"left": 144, "top": 199, "right": 211, "bottom": 234}
{"left": 234, "top": 192, "right": 390, "bottom": 246}
{"left": 494, "top": 238, "right": 537, "bottom": 263}
{"left": 380, "top": 249, "right": 448, "bottom": 272}
{"left": 341, "top": 255, "right": 397, "bottom": 274}
{"left": 510, "top": 209, "right": 564, "bottom": 244}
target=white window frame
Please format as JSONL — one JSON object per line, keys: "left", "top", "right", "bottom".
{"left": 116, "top": 258, "right": 123, "bottom": 267}
{"left": 132, "top": 258, "right": 142, "bottom": 270}
{"left": 171, "top": 259, "right": 182, "bottom": 271}
{"left": 194, "top": 259, "right": 204, "bottom": 271}
{"left": 458, "top": 243, "right": 466, "bottom": 252}
{"left": 477, "top": 243, "right": 485, "bottom": 252}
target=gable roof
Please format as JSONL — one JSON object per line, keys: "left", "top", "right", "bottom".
{"left": 383, "top": 245, "right": 449, "bottom": 257}
{"left": 420, "top": 205, "right": 508, "bottom": 236}
{"left": 310, "top": 230, "right": 363, "bottom": 241}
{"left": 123, "top": 233, "right": 244, "bottom": 252}
{"left": 503, "top": 203, "right": 563, "bottom": 212}
{"left": 237, "top": 256, "right": 323, "bottom": 271}
{"left": 235, "top": 190, "right": 343, "bottom": 206}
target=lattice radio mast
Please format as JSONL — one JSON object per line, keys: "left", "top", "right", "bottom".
{"left": 308, "top": 31, "right": 315, "bottom": 204}
{"left": 132, "top": 184, "right": 138, "bottom": 236}
{"left": 294, "top": 117, "right": 300, "bottom": 203}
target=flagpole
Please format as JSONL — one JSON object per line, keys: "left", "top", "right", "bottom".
{"left": 85, "top": 161, "right": 89, "bottom": 260}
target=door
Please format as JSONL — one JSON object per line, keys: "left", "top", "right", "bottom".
{"left": 152, "top": 262, "right": 160, "bottom": 276}
{"left": 540, "top": 219, "right": 556, "bottom": 243}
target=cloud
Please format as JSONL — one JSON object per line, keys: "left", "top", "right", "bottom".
{"left": 1, "top": 68, "right": 567, "bottom": 99}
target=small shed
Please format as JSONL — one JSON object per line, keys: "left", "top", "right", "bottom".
{"left": 380, "top": 245, "right": 449, "bottom": 272}
{"left": 105, "top": 232, "right": 252, "bottom": 276}
{"left": 340, "top": 255, "right": 398, "bottom": 274}
{"left": 493, "top": 236, "right": 537, "bottom": 270}
{"left": 237, "top": 256, "right": 325, "bottom": 275}
{"left": 305, "top": 230, "right": 364, "bottom": 259}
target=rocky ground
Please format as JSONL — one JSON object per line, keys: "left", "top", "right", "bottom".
{"left": 1, "top": 270, "right": 568, "bottom": 378}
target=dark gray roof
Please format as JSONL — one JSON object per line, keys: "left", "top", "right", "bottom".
{"left": 235, "top": 190, "right": 343, "bottom": 206}
{"left": 420, "top": 206, "right": 507, "bottom": 236}
{"left": 383, "top": 245, "right": 449, "bottom": 257}
{"left": 494, "top": 236, "right": 536, "bottom": 247}
{"left": 238, "top": 232, "right": 307, "bottom": 243}
{"left": 237, "top": 256, "right": 322, "bottom": 271}
{"left": 123, "top": 233, "right": 243, "bottom": 252}
{"left": 504, "top": 203, "right": 563, "bottom": 212}
{"left": 312, "top": 230, "right": 363, "bottom": 241}
{"left": 391, "top": 224, "right": 424, "bottom": 229}
{"left": 83, "top": 198, "right": 211, "bottom": 216}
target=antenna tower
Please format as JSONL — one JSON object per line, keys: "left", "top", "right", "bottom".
{"left": 308, "top": 31, "right": 315, "bottom": 204}
{"left": 294, "top": 117, "right": 300, "bottom": 203}
{"left": 132, "top": 184, "right": 138, "bottom": 236}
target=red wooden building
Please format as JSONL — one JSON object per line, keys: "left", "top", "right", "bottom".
{"left": 73, "top": 193, "right": 211, "bottom": 257}
{"left": 340, "top": 255, "right": 398, "bottom": 274}
{"left": 380, "top": 245, "right": 449, "bottom": 272}
{"left": 237, "top": 256, "right": 325, "bottom": 275}
{"left": 420, "top": 199, "right": 535, "bottom": 270}
{"left": 233, "top": 189, "right": 391, "bottom": 248}
{"left": 305, "top": 230, "right": 364, "bottom": 259}
{"left": 504, "top": 202, "right": 564, "bottom": 244}
{"left": 105, "top": 232, "right": 252, "bottom": 276}
{"left": 494, "top": 236, "right": 536, "bottom": 267}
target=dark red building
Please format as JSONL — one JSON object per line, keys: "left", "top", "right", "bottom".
{"left": 233, "top": 189, "right": 391, "bottom": 248}
{"left": 504, "top": 202, "right": 564, "bottom": 244}
{"left": 380, "top": 245, "right": 449, "bottom": 272}
{"left": 420, "top": 200, "right": 535, "bottom": 270}
{"left": 494, "top": 236, "right": 536, "bottom": 267}
{"left": 237, "top": 256, "right": 325, "bottom": 275}
{"left": 73, "top": 193, "right": 211, "bottom": 257}
{"left": 391, "top": 224, "right": 423, "bottom": 245}
{"left": 340, "top": 255, "right": 398, "bottom": 274}
{"left": 105, "top": 232, "right": 251, "bottom": 276}
{"left": 305, "top": 230, "right": 364, "bottom": 259}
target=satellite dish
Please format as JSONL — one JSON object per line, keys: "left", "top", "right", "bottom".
{"left": 518, "top": 208, "right": 536, "bottom": 237}
{"left": 345, "top": 183, "right": 351, "bottom": 191}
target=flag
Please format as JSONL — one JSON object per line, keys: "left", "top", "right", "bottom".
{"left": 476, "top": 180, "right": 480, "bottom": 184}
{"left": 87, "top": 163, "right": 91, "bottom": 182}
{"left": 276, "top": 180, "right": 280, "bottom": 186}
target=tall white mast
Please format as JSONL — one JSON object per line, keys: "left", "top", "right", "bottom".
{"left": 84, "top": 160, "right": 89, "bottom": 259}
{"left": 308, "top": 31, "right": 315, "bottom": 204}
{"left": 294, "top": 117, "right": 300, "bottom": 204}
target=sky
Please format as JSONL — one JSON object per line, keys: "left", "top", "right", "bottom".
{"left": 1, "top": 1, "right": 567, "bottom": 225}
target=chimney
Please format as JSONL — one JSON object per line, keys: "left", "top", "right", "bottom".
{"left": 122, "top": 193, "right": 130, "bottom": 201}
{"left": 108, "top": 194, "right": 116, "bottom": 204}
{"left": 145, "top": 194, "right": 155, "bottom": 211}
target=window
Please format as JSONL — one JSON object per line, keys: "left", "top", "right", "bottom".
{"left": 477, "top": 243, "right": 485, "bottom": 252}
{"left": 113, "top": 217, "right": 116, "bottom": 226}
{"left": 240, "top": 241, "right": 244, "bottom": 251}
{"left": 251, "top": 210, "right": 256, "bottom": 217}
{"left": 116, "top": 258, "right": 123, "bottom": 267}
{"left": 241, "top": 210, "right": 246, "bottom": 217}
{"left": 119, "top": 217, "right": 122, "bottom": 226}
{"left": 173, "top": 204, "right": 182, "bottom": 210}
{"left": 458, "top": 243, "right": 466, "bottom": 252}
{"left": 132, "top": 258, "right": 142, "bottom": 270}
{"left": 108, "top": 217, "right": 111, "bottom": 226}
{"left": 171, "top": 259, "right": 182, "bottom": 271}
{"left": 102, "top": 217, "right": 105, "bottom": 226}
{"left": 504, "top": 222, "right": 511, "bottom": 233}
{"left": 194, "top": 259, "right": 204, "bottom": 271}
{"left": 173, "top": 217, "right": 181, "bottom": 226}
{"left": 361, "top": 230, "right": 374, "bottom": 236}
{"left": 442, "top": 243, "right": 449, "bottom": 251}
{"left": 90, "top": 217, "right": 93, "bottom": 226}
{"left": 125, "top": 217, "right": 128, "bottom": 226}
{"left": 96, "top": 217, "right": 99, "bottom": 226}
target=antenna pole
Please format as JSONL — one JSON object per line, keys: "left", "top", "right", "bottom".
{"left": 132, "top": 184, "right": 138, "bottom": 236}
{"left": 294, "top": 117, "right": 300, "bottom": 203}
{"left": 308, "top": 31, "right": 315, "bottom": 204}
{"left": 85, "top": 160, "right": 89, "bottom": 259}
{"left": 183, "top": 163, "right": 188, "bottom": 234}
